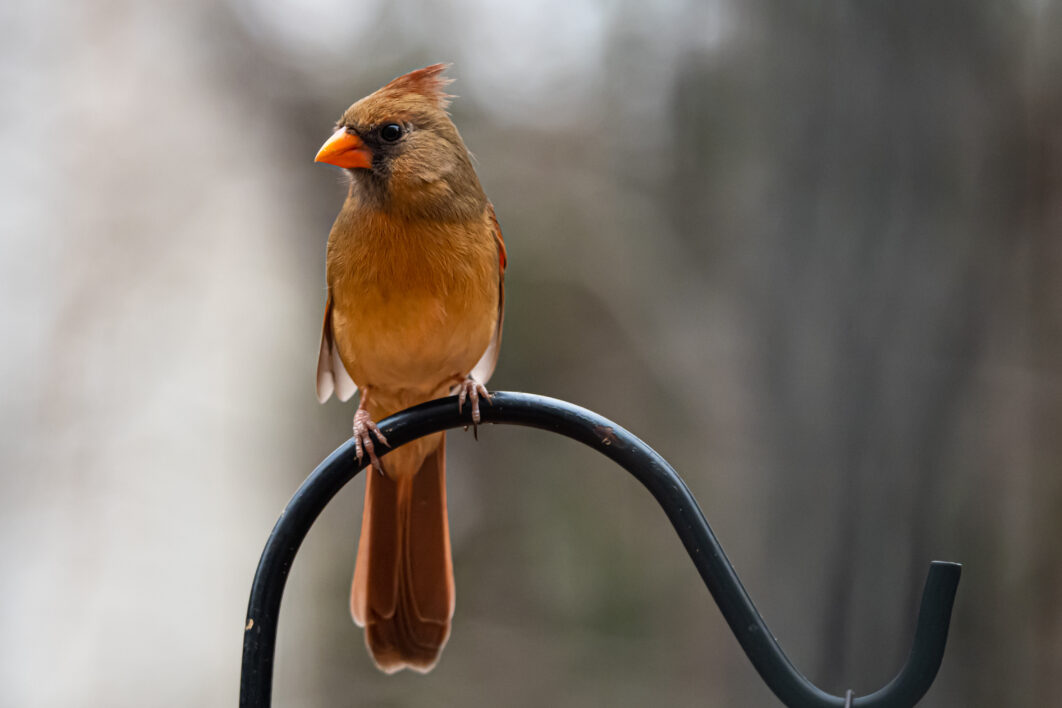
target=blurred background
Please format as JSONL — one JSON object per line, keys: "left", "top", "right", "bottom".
{"left": 2, "top": 0, "right": 1060, "bottom": 705}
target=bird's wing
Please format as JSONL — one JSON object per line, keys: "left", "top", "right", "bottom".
{"left": 470, "top": 203, "right": 506, "bottom": 385}
{"left": 316, "top": 291, "right": 358, "bottom": 403}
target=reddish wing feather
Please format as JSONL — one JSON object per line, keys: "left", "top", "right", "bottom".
{"left": 470, "top": 204, "right": 505, "bottom": 385}
{"left": 317, "top": 293, "right": 357, "bottom": 403}
{"left": 488, "top": 202, "right": 506, "bottom": 273}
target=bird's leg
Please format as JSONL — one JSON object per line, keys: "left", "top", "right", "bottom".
{"left": 353, "top": 386, "right": 389, "bottom": 473}
{"left": 451, "top": 374, "right": 492, "bottom": 437}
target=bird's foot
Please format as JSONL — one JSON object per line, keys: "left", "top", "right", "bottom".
{"left": 454, "top": 376, "right": 491, "bottom": 438}
{"left": 353, "top": 408, "right": 389, "bottom": 473}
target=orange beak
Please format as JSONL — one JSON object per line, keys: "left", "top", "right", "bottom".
{"left": 314, "top": 128, "right": 373, "bottom": 169}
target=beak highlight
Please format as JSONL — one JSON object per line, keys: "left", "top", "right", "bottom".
{"left": 315, "top": 128, "right": 373, "bottom": 169}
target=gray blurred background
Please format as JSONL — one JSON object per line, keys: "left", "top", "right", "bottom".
{"left": 3, "top": 0, "right": 1061, "bottom": 706}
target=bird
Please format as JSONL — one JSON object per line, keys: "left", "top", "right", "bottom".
{"left": 312, "top": 64, "right": 506, "bottom": 674}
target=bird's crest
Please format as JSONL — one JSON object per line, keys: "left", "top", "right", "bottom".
{"left": 378, "top": 63, "right": 454, "bottom": 109}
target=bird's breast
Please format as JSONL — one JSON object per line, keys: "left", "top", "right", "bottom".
{"left": 327, "top": 214, "right": 498, "bottom": 398}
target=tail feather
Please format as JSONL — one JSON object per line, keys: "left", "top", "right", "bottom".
{"left": 351, "top": 435, "right": 454, "bottom": 673}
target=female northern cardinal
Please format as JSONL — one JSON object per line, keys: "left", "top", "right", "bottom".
{"left": 313, "top": 64, "right": 505, "bottom": 673}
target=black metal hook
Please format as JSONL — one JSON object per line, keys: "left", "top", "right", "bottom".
{"left": 240, "top": 392, "right": 960, "bottom": 707}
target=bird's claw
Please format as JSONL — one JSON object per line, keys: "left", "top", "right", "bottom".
{"left": 455, "top": 377, "right": 491, "bottom": 437}
{"left": 353, "top": 408, "right": 389, "bottom": 473}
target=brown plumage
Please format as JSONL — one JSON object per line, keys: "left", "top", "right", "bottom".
{"left": 313, "top": 64, "right": 505, "bottom": 673}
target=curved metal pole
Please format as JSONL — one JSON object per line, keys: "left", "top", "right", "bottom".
{"left": 241, "top": 392, "right": 960, "bottom": 707}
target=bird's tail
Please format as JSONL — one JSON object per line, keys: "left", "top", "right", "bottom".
{"left": 350, "top": 433, "right": 454, "bottom": 673}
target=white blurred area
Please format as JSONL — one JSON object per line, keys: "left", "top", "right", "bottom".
{"left": 2, "top": 3, "right": 318, "bottom": 706}
{"left": 2, "top": 1, "right": 1061, "bottom": 707}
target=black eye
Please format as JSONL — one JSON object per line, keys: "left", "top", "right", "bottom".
{"left": 380, "top": 123, "right": 403, "bottom": 142}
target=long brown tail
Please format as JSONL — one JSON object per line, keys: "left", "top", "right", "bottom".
{"left": 350, "top": 434, "right": 454, "bottom": 673}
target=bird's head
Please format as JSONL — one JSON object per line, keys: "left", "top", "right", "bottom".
{"left": 314, "top": 64, "right": 484, "bottom": 219}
